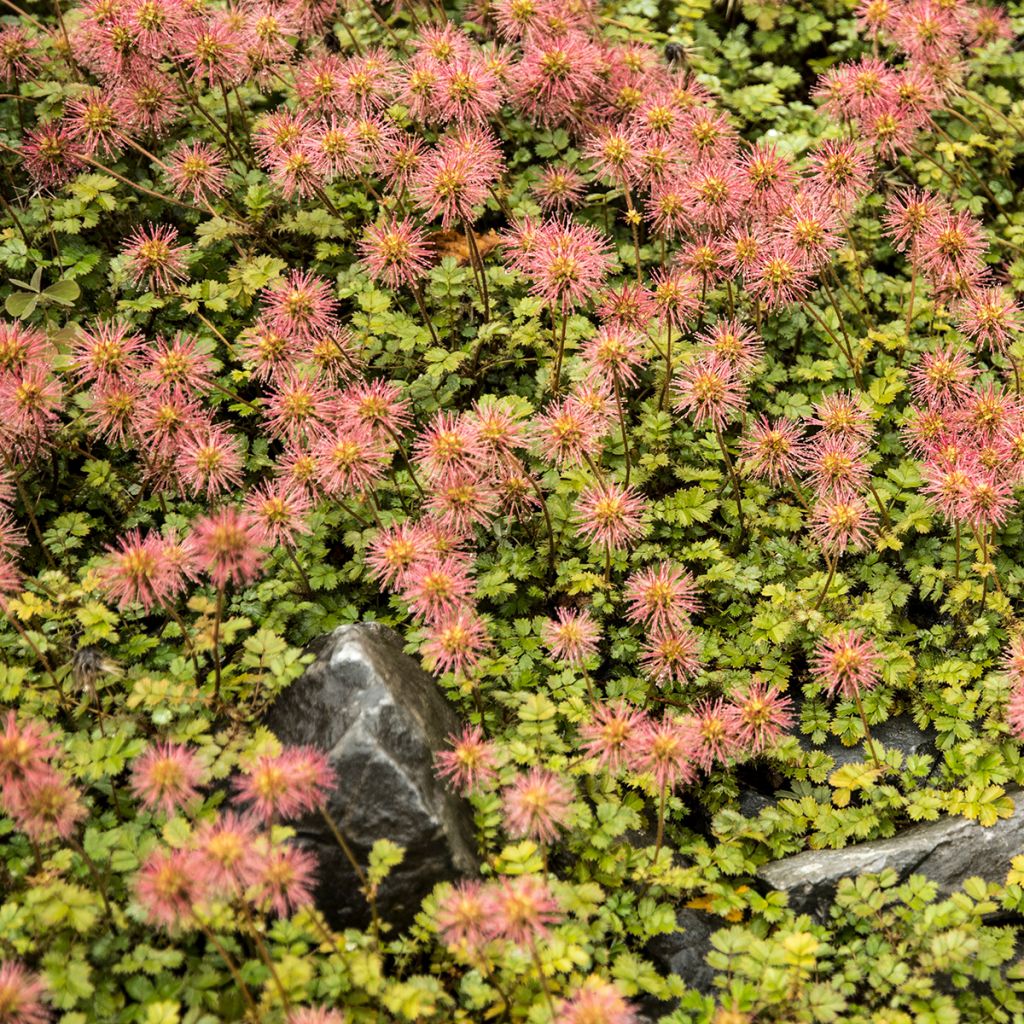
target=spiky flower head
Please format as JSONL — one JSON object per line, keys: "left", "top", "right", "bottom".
{"left": 574, "top": 481, "right": 647, "bottom": 551}
{"left": 130, "top": 741, "right": 205, "bottom": 816}
{"left": 359, "top": 216, "right": 434, "bottom": 290}
{"left": 121, "top": 223, "right": 191, "bottom": 293}
{"left": 541, "top": 607, "right": 600, "bottom": 667}
{"left": 502, "top": 767, "right": 574, "bottom": 843}
{"left": 435, "top": 725, "right": 498, "bottom": 794}
{"left": 811, "top": 628, "right": 882, "bottom": 700}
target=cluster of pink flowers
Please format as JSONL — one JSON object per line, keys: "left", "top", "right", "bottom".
{"left": 0, "top": 709, "right": 86, "bottom": 844}
{"left": 437, "top": 679, "right": 793, "bottom": 820}
{"left": 740, "top": 391, "right": 881, "bottom": 556}
{"left": 436, "top": 873, "right": 638, "bottom": 1020}
{"left": 435, "top": 873, "right": 561, "bottom": 953}
{"left": 133, "top": 742, "right": 332, "bottom": 928}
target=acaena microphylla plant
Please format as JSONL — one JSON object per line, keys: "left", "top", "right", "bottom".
{"left": 7, "top": 0, "right": 1024, "bottom": 1019}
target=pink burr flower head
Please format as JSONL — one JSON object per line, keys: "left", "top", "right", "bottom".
{"left": 410, "top": 129, "right": 502, "bottom": 228}
{"left": 747, "top": 242, "right": 813, "bottom": 310}
{"left": 740, "top": 416, "right": 805, "bottom": 485}
{"left": 261, "top": 270, "right": 340, "bottom": 344}
{"left": 365, "top": 522, "right": 428, "bottom": 590}
{"left": 582, "top": 325, "right": 645, "bottom": 389}
{"left": 484, "top": 874, "right": 561, "bottom": 946}
{"left": 883, "top": 187, "right": 942, "bottom": 254}
{"left": 243, "top": 479, "right": 312, "bottom": 548}
{"left": 130, "top": 741, "right": 205, "bottom": 816}
{"left": 7, "top": 769, "right": 87, "bottom": 843}
{"left": 359, "top": 216, "right": 434, "bottom": 290}
{"left": 121, "top": 223, "right": 191, "bottom": 293}
{"left": 811, "top": 495, "right": 879, "bottom": 554}
{"left": 0, "top": 711, "right": 60, "bottom": 797}
{"left": 414, "top": 411, "right": 484, "bottom": 484}
{"left": 533, "top": 397, "right": 604, "bottom": 469}
{"left": 672, "top": 353, "right": 748, "bottom": 429}
{"left": 533, "top": 163, "right": 586, "bottom": 213}
{"left": 421, "top": 607, "right": 491, "bottom": 678}
{"left": 624, "top": 562, "right": 701, "bottom": 630}
{"left": 0, "top": 960, "right": 51, "bottom": 1024}
{"left": 575, "top": 481, "right": 647, "bottom": 551}
{"left": 435, "top": 879, "right": 490, "bottom": 953}
{"left": 639, "top": 625, "right": 701, "bottom": 687}
{"left": 801, "top": 436, "right": 870, "bottom": 499}
{"left": 71, "top": 319, "right": 143, "bottom": 385}
{"left": 700, "top": 318, "right": 764, "bottom": 376}
{"left": 98, "top": 529, "right": 189, "bottom": 612}
{"left": 287, "top": 1010, "right": 345, "bottom": 1024}
{"left": 401, "top": 555, "right": 475, "bottom": 625}
{"left": 435, "top": 725, "right": 498, "bottom": 794}
{"left": 541, "top": 607, "right": 600, "bottom": 667}
{"left": 956, "top": 287, "right": 1023, "bottom": 353}
{"left": 528, "top": 218, "right": 614, "bottom": 313}
{"left": 811, "top": 629, "right": 882, "bottom": 700}
{"left": 188, "top": 507, "right": 267, "bottom": 589}
{"left": 579, "top": 701, "right": 648, "bottom": 774}
{"left": 234, "top": 746, "right": 334, "bottom": 821}
{"left": 555, "top": 978, "right": 638, "bottom": 1024}
{"left": 502, "top": 767, "right": 574, "bottom": 843}
{"left": 312, "top": 420, "right": 391, "bottom": 497}
{"left": 135, "top": 847, "right": 206, "bottom": 931}
{"left": 628, "top": 715, "right": 698, "bottom": 792}
{"left": 914, "top": 208, "right": 988, "bottom": 281}
{"left": 691, "top": 697, "right": 745, "bottom": 772}
{"left": 909, "top": 344, "right": 976, "bottom": 406}
{"left": 179, "top": 426, "right": 245, "bottom": 500}
{"left": 249, "top": 835, "right": 318, "bottom": 918}
{"left": 733, "top": 678, "right": 794, "bottom": 754}
{"left": 165, "top": 142, "right": 228, "bottom": 202}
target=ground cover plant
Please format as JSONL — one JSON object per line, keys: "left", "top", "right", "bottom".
{"left": 6, "top": 0, "right": 1024, "bottom": 1019}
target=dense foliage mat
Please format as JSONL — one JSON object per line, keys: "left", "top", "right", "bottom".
{"left": 5, "top": 0, "right": 1024, "bottom": 1020}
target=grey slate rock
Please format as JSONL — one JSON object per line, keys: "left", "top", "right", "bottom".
{"left": 737, "top": 787, "right": 774, "bottom": 818}
{"left": 646, "top": 906, "right": 721, "bottom": 995}
{"left": 801, "top": 712, "right": 939, "bottom": 768}
{"left": 734, "top": 715, "right": 938, "bottom": 821}
{"left": 757, "top": 791, "right": 1024, "bottom": 917}
{"left": 264, "top": 622, "right": 479, "bottom": 930}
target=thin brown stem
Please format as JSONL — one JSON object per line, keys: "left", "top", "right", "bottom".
{"left": 212, "top": 585, "right": 224, "bottom": 700}
{"left": 612, "top": 377, "right": 631, "bottom": 485}
{"left": 319, "top": 806, "right": 382, "bottom": 948}
{"left": 713, "top": 422, "right": 744, "bottom": 527}
{"left": 852, "top": 685, "right": 882, "bottom": 769}
{"left": 527, "top": 475, "right": 556, "bottom": 576}
{"left": 463, "top": 219, "right": 490, "bottom": 322}
{"left": 528, "top": 939, "right": 558, "bottom": 1021}
{"left": 196, "top": 919, "right": 260, "bottom": 1018}
{"left": 238, "top": 899, "right": 290, "bottom": 1011}
{"left": 653, "top": 782, "right": 667, "bottom": 864}
{"left": 866, "top": 480, "right": 892, "bottom": 528}
{"left": 0, "top": 601, "right": 62, "bottom": 690}
{"left": 550, "top": 305, "right": 568, "bottom": 394}
{"left": 412, "top": 282, "right": 440, "bottom": 346}
{"left": 659, "top": 320, "right": 673, "bottom": 412}
{"left": 4, "top": 454, "right": 55, "bottom": 569}
{"left": 812, "top": 554, "right": 837, "bottom": 612}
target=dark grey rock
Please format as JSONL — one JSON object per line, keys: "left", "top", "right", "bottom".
{"left": 646, "top": 906, "right": 722, "bottom": 995}
{"left": 801, "top": 712, "right": 939, "bottom": 768}
{"left": 737, "top": 788, "right": 774, "bottom": 818}
{"left": 757, "top": 791, "right": 1024, "bottom": 917}
{"left": 265, "top": 622, "right": 478, "bottom": 930}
